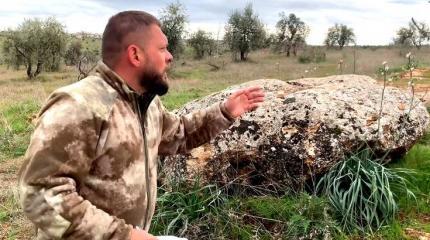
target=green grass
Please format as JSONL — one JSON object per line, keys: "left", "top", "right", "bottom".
{"left": 152, "top": 180, "right": 346, "bottom": 239}
{"left": 170, "top": 68, "right": 208, "bottom": 80}
{"left": 151, "top": 179, "right": 346, "bottom": 239}
{"left": 0, "top": 186, "right": 29, "bottom": 240}
{"left": 367, "top": 221, "right": 406, "bottom": 240}
{"left": 318, "top": 148, "right": 416, "bottom": 234}
{"left": 234, "top": 193, "right": 344, "bottom": 239}
{"left": 0, "top": 101, "right": 40, "bottom": 161}
{"left": 0, "top": 189, "right": 19, "bottom": 223}
{"left": 161, "top": 88, "right": 205, "bottom": 110}
{"left": 0, "top": 46, "right": 430, "bottom": 239}
{"left": 379, "top": 131, "right": 430, "bottom": 239}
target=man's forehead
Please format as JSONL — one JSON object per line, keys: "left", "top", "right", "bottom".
{"left": 142, "top": 24, "right": 167, "bottom": 44}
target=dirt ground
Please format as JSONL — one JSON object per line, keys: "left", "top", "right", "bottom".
{"left": 388, "top": 68, "right": 430, "bottom": 107}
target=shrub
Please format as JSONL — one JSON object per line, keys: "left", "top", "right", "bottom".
{"left": 298, "top": 47, "right": 326, "bottom": 64}
{"left": 317, "top": 148, "right": 415, "bottom": 234}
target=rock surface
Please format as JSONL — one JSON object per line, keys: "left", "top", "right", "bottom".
{"left": 161, "top": 75, "right": 430, "bottom": 192}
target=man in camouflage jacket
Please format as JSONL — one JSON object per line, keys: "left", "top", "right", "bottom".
{"left": 18, "top": 11, "right": 264, "bottom": 240}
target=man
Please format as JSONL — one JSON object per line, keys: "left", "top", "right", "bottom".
{"left": 18, "top": 10, "right": 264, "bottom": 240}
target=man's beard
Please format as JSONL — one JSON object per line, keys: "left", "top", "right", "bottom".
{"left": 138, "top": 65, "right": 169, "bottom": 96}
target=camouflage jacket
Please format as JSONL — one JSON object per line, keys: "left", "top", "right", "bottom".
{"left": 18, "top": 61, "right": 234, "bottom": 240}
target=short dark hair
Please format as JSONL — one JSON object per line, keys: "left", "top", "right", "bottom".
{"left": 102, "top": 10, "right": 160, "bottom": 68}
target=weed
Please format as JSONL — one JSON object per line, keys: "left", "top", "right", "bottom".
{"left": 318, "top": 148, "right": 415, "bottom": 234}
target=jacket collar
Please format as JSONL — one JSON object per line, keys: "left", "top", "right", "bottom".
{"left": 95, "top": 61, "right": 138, "bottom": 102}
{"left": 94, "top": 61, "right": 156, "bottom": 113}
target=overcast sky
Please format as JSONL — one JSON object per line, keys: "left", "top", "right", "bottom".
{"left": 1, "top": 0, "right": 429, "bottom": 45}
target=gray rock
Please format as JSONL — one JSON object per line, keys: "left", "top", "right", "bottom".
{"left": 161, "top": 75, "right": 430, "bottom": 193}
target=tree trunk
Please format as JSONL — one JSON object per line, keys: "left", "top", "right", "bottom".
{"left": 240, "top": 51, "right": 246, "bottom": 61}
{"left": 286, "top": 44, "right": 291, "bottom": 57}
{"left": 292, "top": 44, "right": 297, "bottom": 56}
{"left": 26, "top": 62, "right": 33, "bottom": 79}
{"left": 34, "top": 61, "right": 43, "bottom": 78}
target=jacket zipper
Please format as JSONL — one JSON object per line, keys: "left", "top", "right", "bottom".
{"left": 135, "top": 94, "right": 154, "bottom": 229}
{"left": 142, "top": 111, "right": 151, "bottom": 229}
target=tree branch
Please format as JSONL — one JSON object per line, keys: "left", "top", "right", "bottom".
{"left": 14, "top": 45, "right": 28, "bottom": 60}
{"left": 411, "top": 17, "right": 430, "bottom": 39}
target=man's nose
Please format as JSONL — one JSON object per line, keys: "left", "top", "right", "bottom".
{"left": 166, "top": 51, "right": 173, "bottom": 63}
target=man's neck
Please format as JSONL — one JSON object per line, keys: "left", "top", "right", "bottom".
{"left": 113, "top": 67, "right": 145, "bottom": 94}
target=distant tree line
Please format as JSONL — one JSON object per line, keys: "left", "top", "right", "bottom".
{"left": 1, "top": 17, "right": 99, "bottom": 79}
{"left": 2, "top": 1, "right": 430, "bottom": 79}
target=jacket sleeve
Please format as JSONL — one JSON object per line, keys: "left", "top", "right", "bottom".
{"left": 157, "top": 98, "right": 235, "bottom": 155}
{"left": 18, "top": 92, "right": 132, "bottom": 240}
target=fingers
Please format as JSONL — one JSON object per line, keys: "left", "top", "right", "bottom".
{"left": 231, "top": 86, "right": 264, "bottom": 99}
{"left": 244, "top": 86, "right": 265, "bottom": 100}
{"left": 244, "top": 86, "right": 262, "bottom": 92}
{"left": 229, "top": 88, "right": 247, "bottom": 99}
{"left": 247, "top": 91, "right": 265, "bottom": 100}
{"left": 250, "top": 97, "right": 265, "bottom": 104}
{"left": 247, "top": 102, "right": 261, "bottom": 111}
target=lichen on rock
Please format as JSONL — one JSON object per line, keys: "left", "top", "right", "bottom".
{"left": 160, "top": 75, "right": 430, "bottom": 193}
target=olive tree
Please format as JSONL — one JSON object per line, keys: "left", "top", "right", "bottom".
{"left": 394, "top": 18, "right": 429, "bottom": 49}
{"left": 2, "top": 17, "right": 67, "bottom": 79}
{"left": 159, "top": 1, "right": 187, "bottom": 58}
{"left": 324, "top": 23, "right": 355, "bottom": 49}
{"left": 224, "top": 4, "right": 266, "bottom": 61}
{"left": 188, "top": 30, "right": 216, "bottom": 59}
{"left": 64, "top": 40, "right": 83, "bottom": 66}
{"left": 275, "top": 13, "right": 309, "bottom": 57}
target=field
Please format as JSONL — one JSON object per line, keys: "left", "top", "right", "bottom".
{"left": 1, "top": 46, "right": 430, "bottom": 239}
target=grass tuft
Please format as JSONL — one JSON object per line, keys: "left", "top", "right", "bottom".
{"left": 318, "top": 148, "right": 416, "bottom": 234}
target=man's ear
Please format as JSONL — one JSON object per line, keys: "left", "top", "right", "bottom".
{"left": 126, "top": 44, "right": 144, "bottom": 67}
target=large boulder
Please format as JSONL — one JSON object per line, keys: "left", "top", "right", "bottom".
{"left": 161, "top": 75, "right": 430, "bottom": 192}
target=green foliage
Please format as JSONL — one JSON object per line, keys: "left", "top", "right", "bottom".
{"left": 274, "top": 12, "right": 309, "bottom": 57}
{"left": 0, "top": 189, "right": 20, "bottom": 224}
{"left": 225, "top": 193, "right": 344, "bottom": 239}
{"left": 150, "top": 181, "right": 344, "bottom": 239}
{"left": 76, "top": 48, "right": 100, "bottom": 80}
{"left": 64, "top": 40, "right": 82, "bottom": 66}
{"left": 0, "top": 101, "right": 40, "bottom": 161}
{"left": 151, "top": 181, "right": 226, "bottom": 236}
{"left": 418, "top": 131, "right": 430, "bottom": 146}
{"left": 394, "top": 19, "right": 429, "bottom": 49}
{"left": 318, "top": 148, "right": 415, "bottom": 234}
{"left": 387, "top": 141, "right": 430, "bottom": 237}
{"left": 324, "top": 23, "right": 355, "bottom": 49}
{"left": 160, "top": 1, "right": 187, "bottom": 58}
{"left": 298, "top": 47, "right": 326, "bottom": 64}
{"left": 224, "top": 4, "right": 266, "bottom": 61}
{"left": 366, "top": 221, "right": 406, "bottom": 240}
{"left": 188, "top": 30, "right": 216, "bottom": 59}
{"left": 161, "top": 88, "right": 203, "bottom": 110}
{"left": 392, "top": 143, "right": 430, "bottom": 198}
{"left": 2, "top": 17, "right": 67, "bottom": 79}
{"left": 64, "top": 37, "right": 100, "bottom": 80}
